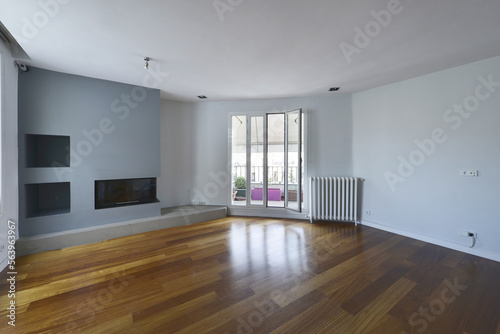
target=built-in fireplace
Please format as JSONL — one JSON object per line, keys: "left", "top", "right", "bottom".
{"left": 95, "top": 177, "right": 159, "bottom": 210}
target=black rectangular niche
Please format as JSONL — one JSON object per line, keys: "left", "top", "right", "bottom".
{"left": 26, "top": 134, "right": 70, "bottom": 168}
{"left": 26, "top": 182, "right": 71, "bottom": 218}
{"left": 95, "top": 178, "right": 159, "bottom": 210}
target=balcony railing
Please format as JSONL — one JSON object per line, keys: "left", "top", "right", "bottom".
{"left": 232, "top": 166, "right": 298, "bottom": 184}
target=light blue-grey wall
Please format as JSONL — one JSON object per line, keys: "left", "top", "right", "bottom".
{"left": 160, "top": 95, "right": 353, "bottom": 207}
{"left": 0, "top": 43, "right": 20, "bottom": 271}
{"left": 18, "top": 68, "right": 161, "bottom": 237}
{"left": 353, "top": 56, "right": 500, "bottom": 260}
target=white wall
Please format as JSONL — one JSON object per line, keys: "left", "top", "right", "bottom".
{"left": 159, "top": 56, "right": 500, "bottom": 261}
{"left": 158, "top": 100, "right": 194, "bottom": 207}
{"left": 0, "top": 43, "right": 19, "bottom": 271}
{"left": 353, "top": 56, "right": 500, "bottom": 261}
{"left": 160, "top": 95, "right": 353, "bottom": 207}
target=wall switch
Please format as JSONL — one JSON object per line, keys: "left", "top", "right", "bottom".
{"left": 460, "top": 170, "right": 478, "bottom": 177}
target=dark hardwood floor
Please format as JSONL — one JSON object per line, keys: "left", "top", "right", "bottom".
{"left": 1, "top": 217, "right": 499, "bottom": 333}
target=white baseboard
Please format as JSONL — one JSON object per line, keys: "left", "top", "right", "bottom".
{"left": 228, "top": 207, "right": 308, "bottom": 220}
{"left": 361, "top": 219, "right": 500, "bottom": 263}
{"left": 17, "top": 205, "right": 227, "bottom": 256}
{"left": 0, "top": 257, "right": 8, "bottom": 273}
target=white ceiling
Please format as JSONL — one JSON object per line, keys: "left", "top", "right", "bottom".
{"left": 1, "top": 0, "right": 500, "bottom": 101}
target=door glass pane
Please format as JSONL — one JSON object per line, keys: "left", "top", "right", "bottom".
{"left": 287, "top": 111, "right": 300, "bottom": 211}
{"left": 267, "top": 114, "right": 285, "bottom": 208}
{"left": 231, "top": 115, "right": 246, "bottom": 206}
{"left": 250, "top": 116, "right": 264, "bottom": 206}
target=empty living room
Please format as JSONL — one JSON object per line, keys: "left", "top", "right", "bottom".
{"left": 1, "top": 0, "right": 500, "bottom": 333}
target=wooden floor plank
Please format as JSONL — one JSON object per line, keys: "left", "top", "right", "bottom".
{"left": 341, "top": 261, "right": 415, "bottom": 316}
{"left": 270, "top": 293, "right": 353, "bottom": 334}
{"left": 1, "top": 217, "right": 499, "bottom": 333}
{"left": 350, "top": 277, "right": 416, "bottom": 334}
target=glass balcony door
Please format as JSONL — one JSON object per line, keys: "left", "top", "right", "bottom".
{"left": 230, "top": 110, "right": 303, "bottom": 212}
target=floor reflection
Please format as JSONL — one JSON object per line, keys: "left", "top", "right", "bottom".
{"left": 227, "top": 219, "right": 360, "bottom": 282}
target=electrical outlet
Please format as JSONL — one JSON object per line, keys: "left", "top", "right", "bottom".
{"left": 459, "top": 229, "right": 477, "bottom": 238}
{"left": 365, "top": 210, "right": 371, "bottom": 216}
{"left": 460, "top": 170, "right": 478, "bottom": 177}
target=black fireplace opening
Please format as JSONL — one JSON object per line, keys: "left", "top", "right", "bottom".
{"left": 95, "top": 177, "right": 159, "bottom": 210}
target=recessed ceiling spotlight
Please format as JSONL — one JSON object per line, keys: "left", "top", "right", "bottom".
{"left": 144, "top": 57, "right": 150, "bottom": 70}
{"left": 329, "top": 87, "right": 340, "bottom": 92}
{"left": 198, "top": 95, "right": 207, "bottom": 99}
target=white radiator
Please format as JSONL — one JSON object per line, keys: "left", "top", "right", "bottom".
{"left": 309, "top": 177, "right": 362, "bottom": 224}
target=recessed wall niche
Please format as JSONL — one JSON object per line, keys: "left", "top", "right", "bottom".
{"left": 26, "top": 134, "right": 70, "bottom": 168}
{"left": 25, "top": 182, "right": 71, "bottom": 218}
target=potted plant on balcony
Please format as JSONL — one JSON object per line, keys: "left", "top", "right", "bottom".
{"left": 234, "top": 176, "right": 246, "bottom": 200}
